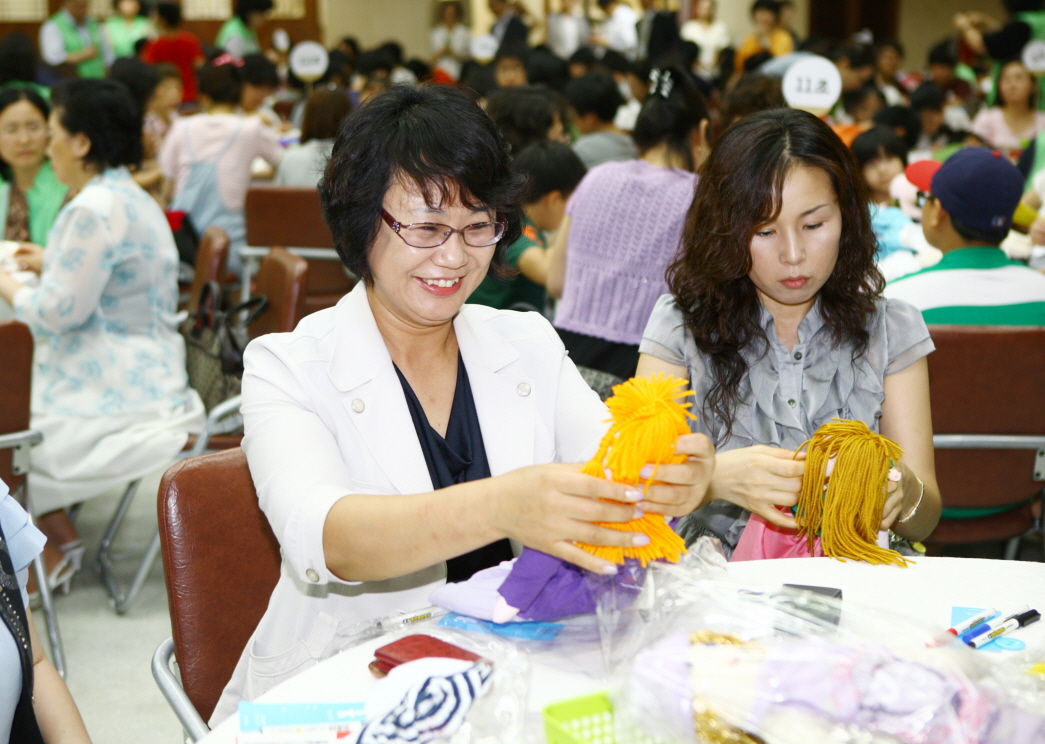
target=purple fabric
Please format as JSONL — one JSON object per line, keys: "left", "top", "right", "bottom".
{"left": 497, "top": 549, "right": 596, "bottom": 620}
{"left": 554, "top": 159, "right": 698, "bottom": 346}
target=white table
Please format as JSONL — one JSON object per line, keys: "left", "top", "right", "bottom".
{"left": 200, "top": 557, "right": 1045, "bottom": 743}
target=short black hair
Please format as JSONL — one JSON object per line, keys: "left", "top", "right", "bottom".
{"left": 0, "top": 33, "right": 37, "bottom": 86}
{"left": 1004, "top": 0, "right": 1044, "bottom": 14}
{"left": 831, "top": 42, "right": 875, "bottom": 70}
{"left": 928, "top": 39, "right": 957, "bottom": 67}
{"left": 951, "top": 216, "right": 1007, "bottom": 245}
{"left": 198, "top": 58, "right": 243, "bottom": 104}
{"left": 108, "top": 56, "right": 160, "bottom": 121}
{"left": 633, "top": 66, "right": 709, "bottom": 171}
{"left": 599, "top": 49, "right": 632, "bottom": 76}
{"left": 320, "top": 84, "right": 526, "bottom": 285}
{"left": 720, "top": 72, "right": 786, "bottom": 125}
{"left": 910, "top": 81, "right": 945, "bottom": 112}
{"left": 486, "top": 84, "right": 564, "bottom": 155}
{"left": 51, "top": 79, "right": 143, "bottom": 170}
{"left": 526, "top": 47, "right": 569, "bottom": 91}
{"left": 750, "top": 0, "right": 780, "bottom": 17}
{"left": 851, "top": 125, "right": 908, "bottom": 167}
{"left": 0, "top": 88, "right": 49, "bottom": 181}
{"left": 569, "top": 47, "right": 597, "bottom": 70}
{"left": 875, "top": 39, "right": 904, "bottom": 57}
{"left": 841, "top": 82, "right": 885, "bottom": 116}
{"left": 512, "top": 140, "right": 587, "bottom": 202}
{"left": 235, "top": 0, "right": 273, "bottom": 22}
{"left": 564, "top": 72, "right": 623, "bottom": 123}
{"left": 872, "top": 105, "right": 922, "bottom": 150}
{"left": 154, "top": 1, "right": 181, "bottom": 27}
{"left": 242, "top": 52, "right": 279, "bottom": 87}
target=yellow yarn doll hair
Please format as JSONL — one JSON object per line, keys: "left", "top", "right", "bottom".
{"left": 576, "top": 373, "right": 695, "bottom": 566}
{"left": 794, "top": 418, "right": 911, "bottom": 567}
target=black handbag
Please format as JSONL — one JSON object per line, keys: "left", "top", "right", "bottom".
{"left": 181, "top": 281, "right": 268, "bottom": 411}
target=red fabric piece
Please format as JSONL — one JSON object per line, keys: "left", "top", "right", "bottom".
{"left": 166, "top": 210, "right": 186, "bottom": 232}
{"left": 143, "top": 32, "right": 204, "bottom": 102}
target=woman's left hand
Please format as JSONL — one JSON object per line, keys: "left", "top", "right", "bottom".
{"left": 635, "top": 433, "right": 716, "bottom": 517}
{"left": 13, "top": 243, "right": 44, "bottom": 274}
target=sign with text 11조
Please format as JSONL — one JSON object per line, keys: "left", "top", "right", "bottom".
{"left": 782, "top": 55, "right": 843, "bottom": 116}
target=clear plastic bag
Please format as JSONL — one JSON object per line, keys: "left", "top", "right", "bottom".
{"left": 600, "top": 539, "right": 1045, "bottom": 744}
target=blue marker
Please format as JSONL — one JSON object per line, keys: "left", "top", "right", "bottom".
{"left": 960, "top": 605, "right": 1029, "bottom": 643}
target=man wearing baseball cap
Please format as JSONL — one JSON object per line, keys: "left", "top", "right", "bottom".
{"left": 885, "top": 147, "right": 1045, "bottom": 325}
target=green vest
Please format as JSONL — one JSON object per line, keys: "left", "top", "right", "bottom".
{"left": 215, "top": 16, "right": 259, "bottom": 56}
{"left": 52, "top": 11, "right": 106, "bottom": 78}
{"left": 0, "top": 161, "right": 69, "bottom": 246}
{"left": 105, "top": 15, "right": 151, "bottom": 58}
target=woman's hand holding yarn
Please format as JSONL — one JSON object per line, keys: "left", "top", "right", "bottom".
{"left": 634, "top": 432, "right": 716, "bottom": 517}
{"left": 709, "top": 445, "right": 805, "bottom": 530}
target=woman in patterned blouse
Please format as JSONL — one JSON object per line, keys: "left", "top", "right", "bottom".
{"left": 0, "top": 79, "right": 203, "bottom": 593}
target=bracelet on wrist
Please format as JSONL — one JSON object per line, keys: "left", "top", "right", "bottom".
{"left": 897, "top": 476, "right": 925, "bottom": 524}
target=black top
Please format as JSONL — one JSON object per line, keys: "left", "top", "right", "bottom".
{"left": 394, "top": 354, "right": 514, "bottom": 583}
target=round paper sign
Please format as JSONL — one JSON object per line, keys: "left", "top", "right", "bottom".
{"left": 782, "top": 55, "right": 843, "bottom": 115}
{"left": 289, "top": 40, "right": 329, "bottom": 83}
{"left": 1023, "top": 40, "right": 1045, "bottom": 73}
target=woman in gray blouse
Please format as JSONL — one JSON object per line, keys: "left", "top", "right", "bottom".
{"left": 637, "top": 108, "right": 941, "bottom": 557}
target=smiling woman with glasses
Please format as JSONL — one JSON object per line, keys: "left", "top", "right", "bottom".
{"left": 208, "top": 83, "right": 717, "bottom": 725}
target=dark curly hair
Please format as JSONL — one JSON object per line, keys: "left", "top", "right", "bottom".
{"left": 320, "top": 84, "right": 526, "bottom": 285}
{"left": 666, "top": 108, "right": 882, "bottom": 443}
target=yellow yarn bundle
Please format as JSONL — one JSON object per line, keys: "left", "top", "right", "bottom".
{"left": 794, "top": 419, "right": 911, "bottom": 566}
{"left": 576, "top": 374, "right": 694, "bottom": 566}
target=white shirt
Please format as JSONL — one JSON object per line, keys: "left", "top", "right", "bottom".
{"left": 547, "top": 12, "right": 590, "bottom": 60}
{"left": 600, "top": 3, "right": 639, "bottom": 60}
{"left": 273, "top": 139, "right": 333, "bottom": 187}
{"left": 430, "top": 23, "right": 471, "bottom": 80}
{"left": 680, "top": 19, "right": 731, "bottom": 73}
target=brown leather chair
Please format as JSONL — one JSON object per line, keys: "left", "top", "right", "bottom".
{"left": 154, "top": 448, "right": 282, "bottom": 737}
{"left": 250, "top": 246, "right": 309, "bottom": 339}
{"left": 186, "top": 226, "right": 230, "bottom": 314}
{"left": 924, "top": 325, "right": 1045, "bottom": 558}
{"left": 0, "top": 320, "right": 64, "bottom": 674}
{"left": 245, "top": 185, "right": 355, "bottom": 315}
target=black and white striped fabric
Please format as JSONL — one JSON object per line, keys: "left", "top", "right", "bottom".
{"left": 357, "top": 662, "right": 494, "bottom": 743}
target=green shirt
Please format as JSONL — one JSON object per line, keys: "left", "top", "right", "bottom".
{"left": 468, "top": 217, "right": 547, "bottom": 312}
{"left": 0, "top": 161, "right": 68, "bottom": 245}
{"left": 884, "top": 246, "right": 1045, "bottom": 326}
{"left": 105, "top": 15, "right": 151, "bottom": 58}
{"left": 215, "top": 16, "right": 260, "bottom": 57}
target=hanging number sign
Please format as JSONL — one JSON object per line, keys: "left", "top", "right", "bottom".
{"left": 1022, "top": 40, "right": 1045, "bottom": 73}
{"left": 782, "top": 55, "right": 843, "bottom": 116}
{"left": 289, "top": 40, "right": 329, "bottom": 83}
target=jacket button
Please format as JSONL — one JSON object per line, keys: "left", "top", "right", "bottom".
{"left": 306, "top": 569, "right": 320, "bottom": 582}
{"left": 517, "top": 382, "right": 531, "bottom": 397}
{"left": 788, "top": 399, "right": 796, "bottom": 408}
{"left": 351, "top": 399, "right": 365, "bottom": 413}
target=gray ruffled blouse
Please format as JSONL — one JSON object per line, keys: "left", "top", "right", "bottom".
{"left": 639, "top": 294, "right": 934, "bottom": 555}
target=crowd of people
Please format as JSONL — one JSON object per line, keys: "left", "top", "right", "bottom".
{"left": 3, "top": 0, "right": 1045, "bottom": 740}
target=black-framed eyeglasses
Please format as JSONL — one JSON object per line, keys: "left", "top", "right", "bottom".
{"left": 381, "top": 209, "right": 507, "bottom": 248}
{"left": 915, "top": 190, "right": 935, "bottom": 209}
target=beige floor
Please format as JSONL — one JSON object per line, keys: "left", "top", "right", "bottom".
{"left": 31, "top": 469, "right": 184, "bottom": 744}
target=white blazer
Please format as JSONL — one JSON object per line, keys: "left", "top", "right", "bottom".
{"left": 211, "top": 283, "right": 608, "bottom": 724}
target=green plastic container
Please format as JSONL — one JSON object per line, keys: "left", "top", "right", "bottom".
{"left": 543, "top": 693, "right": 617, "bottom": 744}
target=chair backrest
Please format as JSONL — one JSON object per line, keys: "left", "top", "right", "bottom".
{"left": 926, "top": 325, "right": 1045, "bottom": 511}
{"left": 245, "top": 186, "right": 334, "bottom": 249}
{"left": 187, "top": 226, "right": 230, "bottom": 314}
{"left": 245, "top": 186, "right": 353, "bottom": 313}
{"left": 0, "top": 321, "right": 33, "bottom": 492}
{"left": 157, "top": 448, "right": 282, "bottom": 722}
{"left": 250, "top": 247, "right": 308, "bottom": 338}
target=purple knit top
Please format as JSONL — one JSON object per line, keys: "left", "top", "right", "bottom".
{"left": 554, "top": 159, "right": 698, "bottom": 346}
